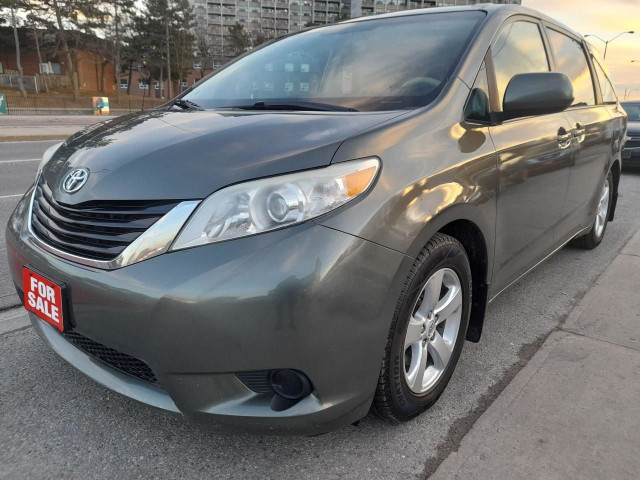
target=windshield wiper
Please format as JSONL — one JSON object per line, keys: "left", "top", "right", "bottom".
{"left": 170, "top": 98, "right": 203, "bottom": 111}
{"left": 229, "top": 101, "right": 358, "bottom": 112}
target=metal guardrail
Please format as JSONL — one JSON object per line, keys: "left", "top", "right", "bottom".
{"left": 1, "top": 95, "right": 166, "bottom": 115}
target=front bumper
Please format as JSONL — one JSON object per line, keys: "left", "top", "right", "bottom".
{"left": 6, "top": 189, "right": 412, "bottom": 435}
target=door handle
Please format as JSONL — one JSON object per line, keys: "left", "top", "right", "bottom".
{"left": 573, "top": 123, "right": 586, "bottom": 144}
{"left": 558, "top": 128, "right": 572, "bottom": 149}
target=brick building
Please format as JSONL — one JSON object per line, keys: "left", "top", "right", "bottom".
{"left": 0, "top": 27, "right": 116, "bottom": 94}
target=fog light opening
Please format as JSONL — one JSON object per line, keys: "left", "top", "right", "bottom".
{"left": 269, "top": 369, "right": 311, "bottom": 400}
{"left": 268, "top": 369, "right": 312, "bottom": 411}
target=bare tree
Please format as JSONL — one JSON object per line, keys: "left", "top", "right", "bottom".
{"left": 194, "top": 25, "right": 214, "bottom": 79}
{"left": 3, "top": 0, "right": 28, "bottom": 97}
{"left": 109, "top": 0, "right": 134, "bottom": 103}
{"left": 32, "top": 25, "right": 50, "bottom": 93}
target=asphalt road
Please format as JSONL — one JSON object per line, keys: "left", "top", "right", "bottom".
{"left": 2, "top": 141, "right": 640, "bottom": 479}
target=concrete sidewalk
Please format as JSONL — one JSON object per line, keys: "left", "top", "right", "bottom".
{"left": 431, "top": 231, "right": 640, "bottom": 479}
{"left": 0, "top": 115, "right": 111, "bottom": 142}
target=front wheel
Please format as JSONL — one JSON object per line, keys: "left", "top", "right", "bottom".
{"left": 373, "top": 233, "right": 471, "bottom": 422}
{"left": 573, "top": 171, "right": 613, "bottom": 250}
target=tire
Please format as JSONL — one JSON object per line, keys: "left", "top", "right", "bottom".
{"left": 573, "top": 171, "right": 613, "bottom": 250}
{"left": 373, "top": 233, "right": 472, "bottom": 422}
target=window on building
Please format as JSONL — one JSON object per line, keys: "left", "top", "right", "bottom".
{"left": 492, "top": 21, "right": 549, "bottom": 109}
{"left": 593, "top": 60, "right": 618, "bottom": 104}
{"left": 138, "top": 80, "right": 149, "bottom": 90}
{"left": 155, "top": 81, "right": 161, "bottom": 90}
{"left": 120, "top": 79, "right": 128, "bottom": 89}
{"left": 182, "top": 81, "right": 188, "bottom": 88}
{"left": 546, "top": 28, "right": 596, "bottom": 106}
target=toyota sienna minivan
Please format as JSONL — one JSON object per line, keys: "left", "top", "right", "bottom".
{"left": 6, "top": 4, "right": 627, "bottom": 434}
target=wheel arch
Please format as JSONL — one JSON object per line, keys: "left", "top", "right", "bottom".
{"left": 608, "top": 159, "right": 621, "bottom": 222}
{"left": 439, "top": 219, "right": 490, "bottom": 343}
{"left": 408, "top": 206, "right": 493, "bottom": 343}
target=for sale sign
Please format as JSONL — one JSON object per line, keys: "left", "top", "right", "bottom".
{"left": 22, "top": 267, "right": 65, "bottom": 332}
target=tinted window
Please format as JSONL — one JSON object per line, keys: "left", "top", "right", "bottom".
{"left": 464, "top": 62, "right": 490, "bottom": 123}
{"left": 546, "top": 29, "right": 595, "bottom": 106}
{"left": 593, "top": 60, "right": 618, "bottom": 104}
{"left": 623, "top": 103, "right": 640, "bottom": 122}
{"left": 492, "top": 21, "right": 549, "bottom": 110}
{"left": 184, "top": 12, "right": 485, "bottom": 112}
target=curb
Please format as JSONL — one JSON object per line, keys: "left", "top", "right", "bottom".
{"left": 0, "top": 135, "right": 70, "bottom": 142}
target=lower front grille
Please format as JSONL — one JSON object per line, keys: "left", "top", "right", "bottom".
{"left": 62, "top": 330, "right": 159, "bottom": 385}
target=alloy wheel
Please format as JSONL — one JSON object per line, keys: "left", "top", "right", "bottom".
{"left": 595, "top": 178, "right": 610, "bottom": 238}
{"left": 403, "top": 268, "right": 463, "bottom": 394}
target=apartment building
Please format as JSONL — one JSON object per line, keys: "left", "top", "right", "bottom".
{"left": 190, "top": 0, "right": 521, "bottom": 65}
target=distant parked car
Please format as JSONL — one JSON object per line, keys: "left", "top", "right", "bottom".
{"left": 622, "top": 102, "right": 640, "bottom": 167}
{"left": 5, "top": 4, "right": 627, "bottom": 435}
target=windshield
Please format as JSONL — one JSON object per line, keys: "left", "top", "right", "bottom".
{"left": 623, "top": 103, "right": 640, "bottom": 122}
{"left": 184, "top": 11, "right": 485, "bottom": 112}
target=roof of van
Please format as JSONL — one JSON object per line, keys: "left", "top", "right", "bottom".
{"left": 342, "top": 4, "right": 581, "bottom": 40}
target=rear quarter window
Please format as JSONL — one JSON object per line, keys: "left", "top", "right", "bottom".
{"left": 593, "top": 60, "right": 618, "bottom": 104}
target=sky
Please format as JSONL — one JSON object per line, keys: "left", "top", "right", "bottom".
{"left": 523, "top": 0, "right": 640, "bottom": 100}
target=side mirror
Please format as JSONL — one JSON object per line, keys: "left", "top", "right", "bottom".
{"left": 501, "top": 72, "right": 574, "bottom": 121}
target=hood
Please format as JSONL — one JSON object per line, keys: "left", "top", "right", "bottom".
{"left": 627, "top": 121, "right": 640, "bottom": 137}
{"left": 43, "top": 109, "right": 402, "bottom": 204}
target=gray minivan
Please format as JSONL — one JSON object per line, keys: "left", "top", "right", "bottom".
{"left": 6, "top": 4, "right": 627, "bottom": 434}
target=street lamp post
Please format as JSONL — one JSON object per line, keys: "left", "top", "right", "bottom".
{"left": 584, "top": 31, "right": 635, "bottom": 59}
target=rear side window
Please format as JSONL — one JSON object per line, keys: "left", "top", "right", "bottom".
{"left": 546, "top": 29, "right": 595, "bottom": 107}
{"left": 593, "top": 60, "right": 618, "bottom": 104}
{"left": 492, "top": 21, "right": 550, "bottom": 110}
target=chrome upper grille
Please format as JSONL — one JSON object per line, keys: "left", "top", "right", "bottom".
{"left": 30, "top": 176, "right": 179, "bottom": 261}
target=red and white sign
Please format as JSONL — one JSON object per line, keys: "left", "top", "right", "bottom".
{"left": 23, "top": 268, "right": 64, "bottom": 332}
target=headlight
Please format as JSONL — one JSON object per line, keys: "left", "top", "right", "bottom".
{"left": 171, "top": 158, "right": 380, "bottom": 250}
{"left": 37, "top": 142, "right": 63, "bottom": 175}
